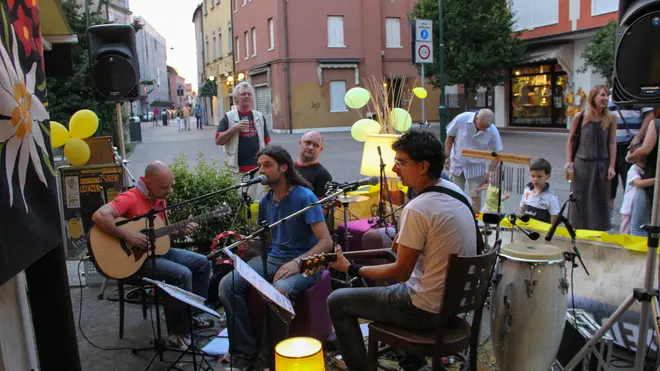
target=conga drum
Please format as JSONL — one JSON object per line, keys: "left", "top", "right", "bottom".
{"left": 490, "top": 242, "right": 569, "bottom": 371}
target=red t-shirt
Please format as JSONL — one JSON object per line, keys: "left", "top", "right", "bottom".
{"left": 108, "top": 187, "right": 167, "bottom": 221}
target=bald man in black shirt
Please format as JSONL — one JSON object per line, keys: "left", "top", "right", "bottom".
{"left": 295, "top": 131, "right": 332, "bottom": 198}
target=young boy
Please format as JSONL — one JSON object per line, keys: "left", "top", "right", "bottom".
{"left": 520, "top": 158, "right": 560, "bottom": 224}
{"left": 620, "top": 149, "right": 654, "bottom": 234}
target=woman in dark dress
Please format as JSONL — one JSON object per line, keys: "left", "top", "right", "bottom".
{"left": 565, "top": 85, "right": 617, "bottom": 231}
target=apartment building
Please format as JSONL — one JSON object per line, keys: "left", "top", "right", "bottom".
{"left": 132, "top": 16, "right": 170, "bottom": 115}
{"left": 496, "top": 0, "right": 618, "bottom": 129}
{"left": 232, "top": 0, "right": 442, "bottom": 132}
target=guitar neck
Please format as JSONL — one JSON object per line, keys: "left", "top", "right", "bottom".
{"left": 154, "top": 211, "right": 217, "bottom": 238}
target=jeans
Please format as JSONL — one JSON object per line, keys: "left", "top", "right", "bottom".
{"left": 328, "top": 283, "right": 438, "bottom": 371}
{"left": 136, "top": 248, "right": 211, "bottom": 336}
{"left": 631, "top": 189, "right": 652, "bottom": 237}
{"left": 218, "top": 256, "right": 321, "bottom": 360}
{"left": 196, "top": 116, "right": 202, "bottom": 129}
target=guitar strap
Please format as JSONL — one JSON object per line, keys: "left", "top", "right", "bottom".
{"left": 419, "top": 185, "right": 485, "bottom": 255}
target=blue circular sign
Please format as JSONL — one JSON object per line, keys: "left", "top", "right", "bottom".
{"left": 653, "top": 16, "right": 660, "bottom": 27}
{"left": 420, "top": 29, "right": 429, "bottom": 40}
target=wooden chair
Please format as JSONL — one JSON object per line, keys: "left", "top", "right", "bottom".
{"left": 367, "top": 251, "right": 497, "bottom": 371}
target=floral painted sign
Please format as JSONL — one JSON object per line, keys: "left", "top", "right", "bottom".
{"left": 0, "top": 0, "right": 63, "bottom": 286}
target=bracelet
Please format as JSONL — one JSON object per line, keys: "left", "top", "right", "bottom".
{"left": 348, "top": 263, "right": 363, "bottom": 278}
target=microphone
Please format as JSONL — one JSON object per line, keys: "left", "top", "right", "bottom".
{"left": 239, "top": 174, "right": 267, "bottom": 187}
{"left": 545, "top": 192, "right": 577, "bottom": 242}
{"left": 246, "top": 167, "right": 260, "bottom": 178}
{"left": 335, "top": 176, "right": 380, "bottom": 192}
{"left": 508, "top": 213, "right": 531, "bottom": 224}
{"left": 508, "top": 213, "right": 539, "bottom": 241}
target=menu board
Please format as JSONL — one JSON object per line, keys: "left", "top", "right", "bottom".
{"left": 58, "top": 164, "right": 124, "bottom": 259}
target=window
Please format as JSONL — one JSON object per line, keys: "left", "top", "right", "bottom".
{"left": 213, "top": 36, "right": 217, "bottom": 60}
{"left": 216, "top": 0, "right": 220, "bottom": 4}
{"left": 204, "top": 0, "right": 207, "bottom": 14}
{"left": 385, "top": 18, "right": 401, "bottom": 48}
{"left": 329, "top": 81, "right": 347, "bottom": 112}
{"left": 252, "top": 27, "right": 257, "bottom": 56}
{"left": 228, "top": 23, "right": 233, "bottom": 52}
{"left": 511, "top": 0, "right": 559, "bottom": 31}
{"left": 244, "top": 31, "right": 249, "bottom": 59}
{"left": 233, "top": 0, "right": 237, "bottom": 12}
{"left": 235, "top": 37, "right": 240, "bottom": 62}
{"left": 592, "top": 0, "right": 617, "bottom": 16}
{"left": 268, "top": 18, "right": 274, "bottom": 50}
{"left": 205, "top": 39, "right": 209, "bottom": 63}
{"left": 243, "top": 0, "right": 247, "bottom": 5}
{"left": 211, "top": 0, "right": 214, "bottom": 9}
{"left": 218, "top": 27, "right": 223, "bottom": 57}
{"left": 327, "top": 16, "right": 345, "bottom": 48}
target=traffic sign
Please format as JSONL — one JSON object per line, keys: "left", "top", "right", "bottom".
{"left": 414, "top": 19, "right": 433, "bottom": 42}
{"left": 415, "top": 41, "right": 433, "bottom": 64}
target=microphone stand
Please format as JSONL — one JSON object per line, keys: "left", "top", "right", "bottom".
{"left": 377, "top": 146, "right": 398, "bottom": 233}
{"left": 206, "top": 185, "right": 355, "bottom": 369}
{"left": 558, "top": 215, "right": 590, "bottom": 276}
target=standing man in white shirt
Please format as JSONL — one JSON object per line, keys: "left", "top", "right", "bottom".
{"left": 445, "top": 108, "right": 503, "bottom": 199}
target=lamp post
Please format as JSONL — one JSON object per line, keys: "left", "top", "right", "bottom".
{"left": 438, "top": 0, "right": 447, "bottom": 144}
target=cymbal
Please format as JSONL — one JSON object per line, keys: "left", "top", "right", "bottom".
{"left": 336, "top": 195, "right": 370, "bottom": 204}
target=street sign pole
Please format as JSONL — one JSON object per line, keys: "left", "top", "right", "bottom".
{"left": 438, "top": 0, "right": 447, "bottom": 144}
{"left": 413, "top": 19, "right": 433, "bottom": 128}
{"left": 421, "top": 63, "right": 425, "bottom": 124}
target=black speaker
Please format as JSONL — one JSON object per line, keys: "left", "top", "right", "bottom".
{"left": 612, "top": 0, "right": 660, "bottom": 108}
{"left": 87, "top": 24, "right": 140, "bottom": 102}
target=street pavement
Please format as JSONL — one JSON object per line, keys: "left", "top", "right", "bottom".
{"left": 128, "top": 117, "right": 625, "bottom": 228}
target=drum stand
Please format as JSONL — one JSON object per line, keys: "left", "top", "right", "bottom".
{"left": 564, "top": 141, "right": 660, "bottom": 371}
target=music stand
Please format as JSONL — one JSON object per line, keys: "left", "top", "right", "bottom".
{"left": 141, "top": 278, "right": 221, "bottom": 371}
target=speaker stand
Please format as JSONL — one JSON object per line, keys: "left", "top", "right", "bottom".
{"left": 116, "top": 103, "right": 127, "bottom": 185}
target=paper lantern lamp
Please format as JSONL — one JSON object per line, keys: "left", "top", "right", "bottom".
{"left": 275, "top": 337, "right": 325, "bottom": 371}
{"left": 360, "top": 134, "right": 399, "bottom": 179}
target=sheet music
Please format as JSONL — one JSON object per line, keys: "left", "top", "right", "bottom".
{"left": 222, "top": 248, "right": 296, "bottom": 322}
{"left": 142, "top": 278, "right": 222, "bottom": 319}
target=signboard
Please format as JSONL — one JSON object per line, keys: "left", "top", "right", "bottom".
{"left": 58, "top": 164, "right": 124, "bottom": 259}
{"left": 414, "top": 19, "right": 433, "bottom": 42}
{"left": 415, "top": 41, "right": 433, "bottom": 64}
{"left": 412, "top": 19, "right": 434, "bottom": 64}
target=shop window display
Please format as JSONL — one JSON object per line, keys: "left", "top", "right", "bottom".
{"left": 510, "top": 62, "right": 568, "bottom": 128}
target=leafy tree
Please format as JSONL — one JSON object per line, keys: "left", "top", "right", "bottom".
{"left": 46, "top": 0, "right": 124, "bottom": 144}
{"left": 412, "top": 0, "right": 526, "bottom": 109}
{"left": 578, "top": 20, "right": 616, "bottom": 86}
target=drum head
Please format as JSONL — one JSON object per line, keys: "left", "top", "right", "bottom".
{"left": 500, "top": 242, "right": 564, "bottom": 262}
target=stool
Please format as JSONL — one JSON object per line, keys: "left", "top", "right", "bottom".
{"left": 247, "top": 270, "right": 333, "bottom": 343}
{"left": 337, "top": 218, "right": 375, "bottom": 251}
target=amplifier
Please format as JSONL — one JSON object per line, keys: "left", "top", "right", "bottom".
{"left": 555, "top": 309, "right": 613, "bottom": 371}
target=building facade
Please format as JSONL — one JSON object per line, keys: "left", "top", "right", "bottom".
{"left": 493, "top": 0, "right": 617, "bottom": 129}
{"left": 168, "top": 66, "right": 186, "bottom": 109}
{"left": 201, "top": 0, "right": 235, "bottom": 126}
{"left": 132, "top": 16, "right": 170, "bottom": 116}
{"left": 193, "top": 4, "right": 210, "bottom": 124}
{"left": 231, "top": 0, "right": 441, "bottom": 132}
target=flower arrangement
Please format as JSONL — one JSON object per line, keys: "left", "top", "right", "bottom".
{"left": 344, "top": 75, "right": 428, "bottom": 142}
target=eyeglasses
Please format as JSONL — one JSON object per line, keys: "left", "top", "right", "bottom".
{"left": 393, "top": 158, "right": 415, "bottom": 167}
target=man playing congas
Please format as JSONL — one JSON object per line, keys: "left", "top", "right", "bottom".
{"left": 327, "top": 130, "right": 478, "bottom": 371}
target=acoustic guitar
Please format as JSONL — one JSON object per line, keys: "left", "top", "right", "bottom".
{"left": 88, "top": 205, "right": 232, "bottom": 279}
{"left": 299, "top": 248, "right": 398, "bottom": 276}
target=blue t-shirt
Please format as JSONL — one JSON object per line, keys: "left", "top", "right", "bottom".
{"left": 258, "top": 185, "right": 325, "bottom": 260}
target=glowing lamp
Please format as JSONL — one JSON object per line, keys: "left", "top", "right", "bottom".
{"left": 238, "top": 72, "right": 245, "bottom": 81}
{"left": 360, "top": 134, "right": 399, "bottom": 179}
{"left": 275, "top": 337, "right": 325, "bottom": 370}
{"left": 227, "top": 76, "right": 234, "bottom": 82}
{"left": 209, "top": 76, "right": 215, "bottom": 81}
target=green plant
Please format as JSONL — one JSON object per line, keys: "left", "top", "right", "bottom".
{"left": 578, "top": 20, "right": 616, "bottom": 86}
{"left": 168, "top": 152, "right": 249, "bottom": 252}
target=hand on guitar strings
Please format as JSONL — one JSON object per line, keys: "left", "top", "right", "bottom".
{"left": 273, "top": 260, "right": 300, "bottom": 282}
{"left": 329, "top": 245, "right": 350, "bottom": 273}
{"left": 126, "top": 232, "right": 148, "bottom": 251}
{"left": 179, "top": 215, "right": 199, "bottom": 237}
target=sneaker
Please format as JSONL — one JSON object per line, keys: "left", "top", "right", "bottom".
{"left": 193, "top": 315, "right": 215, "bottom": 330}
{"left": 166, "top": 334, "right": 191, "bottom": 350}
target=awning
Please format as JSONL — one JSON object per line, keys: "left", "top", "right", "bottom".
{"left": 149, "top": 100, "right": 174, "bottom": 107}
{"left": 524, "top": 44, "right": 574, "bottom": 76}
{"left": 199, "top": 80, "right": 217, "bottom": 97}
{"left": 39, "top": 0, "right": 78, "bottom": 47}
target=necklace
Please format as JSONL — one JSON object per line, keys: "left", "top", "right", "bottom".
{"left": 273, "top": 186, "right": 291, "bottom": 206}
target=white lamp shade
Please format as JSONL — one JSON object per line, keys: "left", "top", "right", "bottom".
{"left": 360, "top": 134, "right": 400, "bottom": 178}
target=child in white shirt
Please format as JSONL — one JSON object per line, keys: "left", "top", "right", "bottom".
{"left": 620, "top": 158, "right": 654, "bottom": 234}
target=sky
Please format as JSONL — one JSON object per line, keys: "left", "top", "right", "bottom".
{"left": 130, "top": 0, "right": 199, "bottom": 91}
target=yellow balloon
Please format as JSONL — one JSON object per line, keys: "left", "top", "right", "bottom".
{"left": 390, "top": 108, "right": 412, "bottom": 132}
{"left": 413, "top": 87, "right": 428, "bottom": 99}
{"left": 64, "top": 138, "right": 91, "bottom": 166}
{"left": 351, "top": 119, "right": 381, "bottom": 142}
{"left": 344, "top": 87, "right": 371, "bottom": 109}
{"left": 50, "top": 121, "right": 70, "bottom": 148}
{"left": 69, "top": 109, "right": 99, "bottom": 139}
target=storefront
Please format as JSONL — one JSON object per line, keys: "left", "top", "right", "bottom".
{"left": 509, "top": 62, "right": 568, "bottom": 128}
